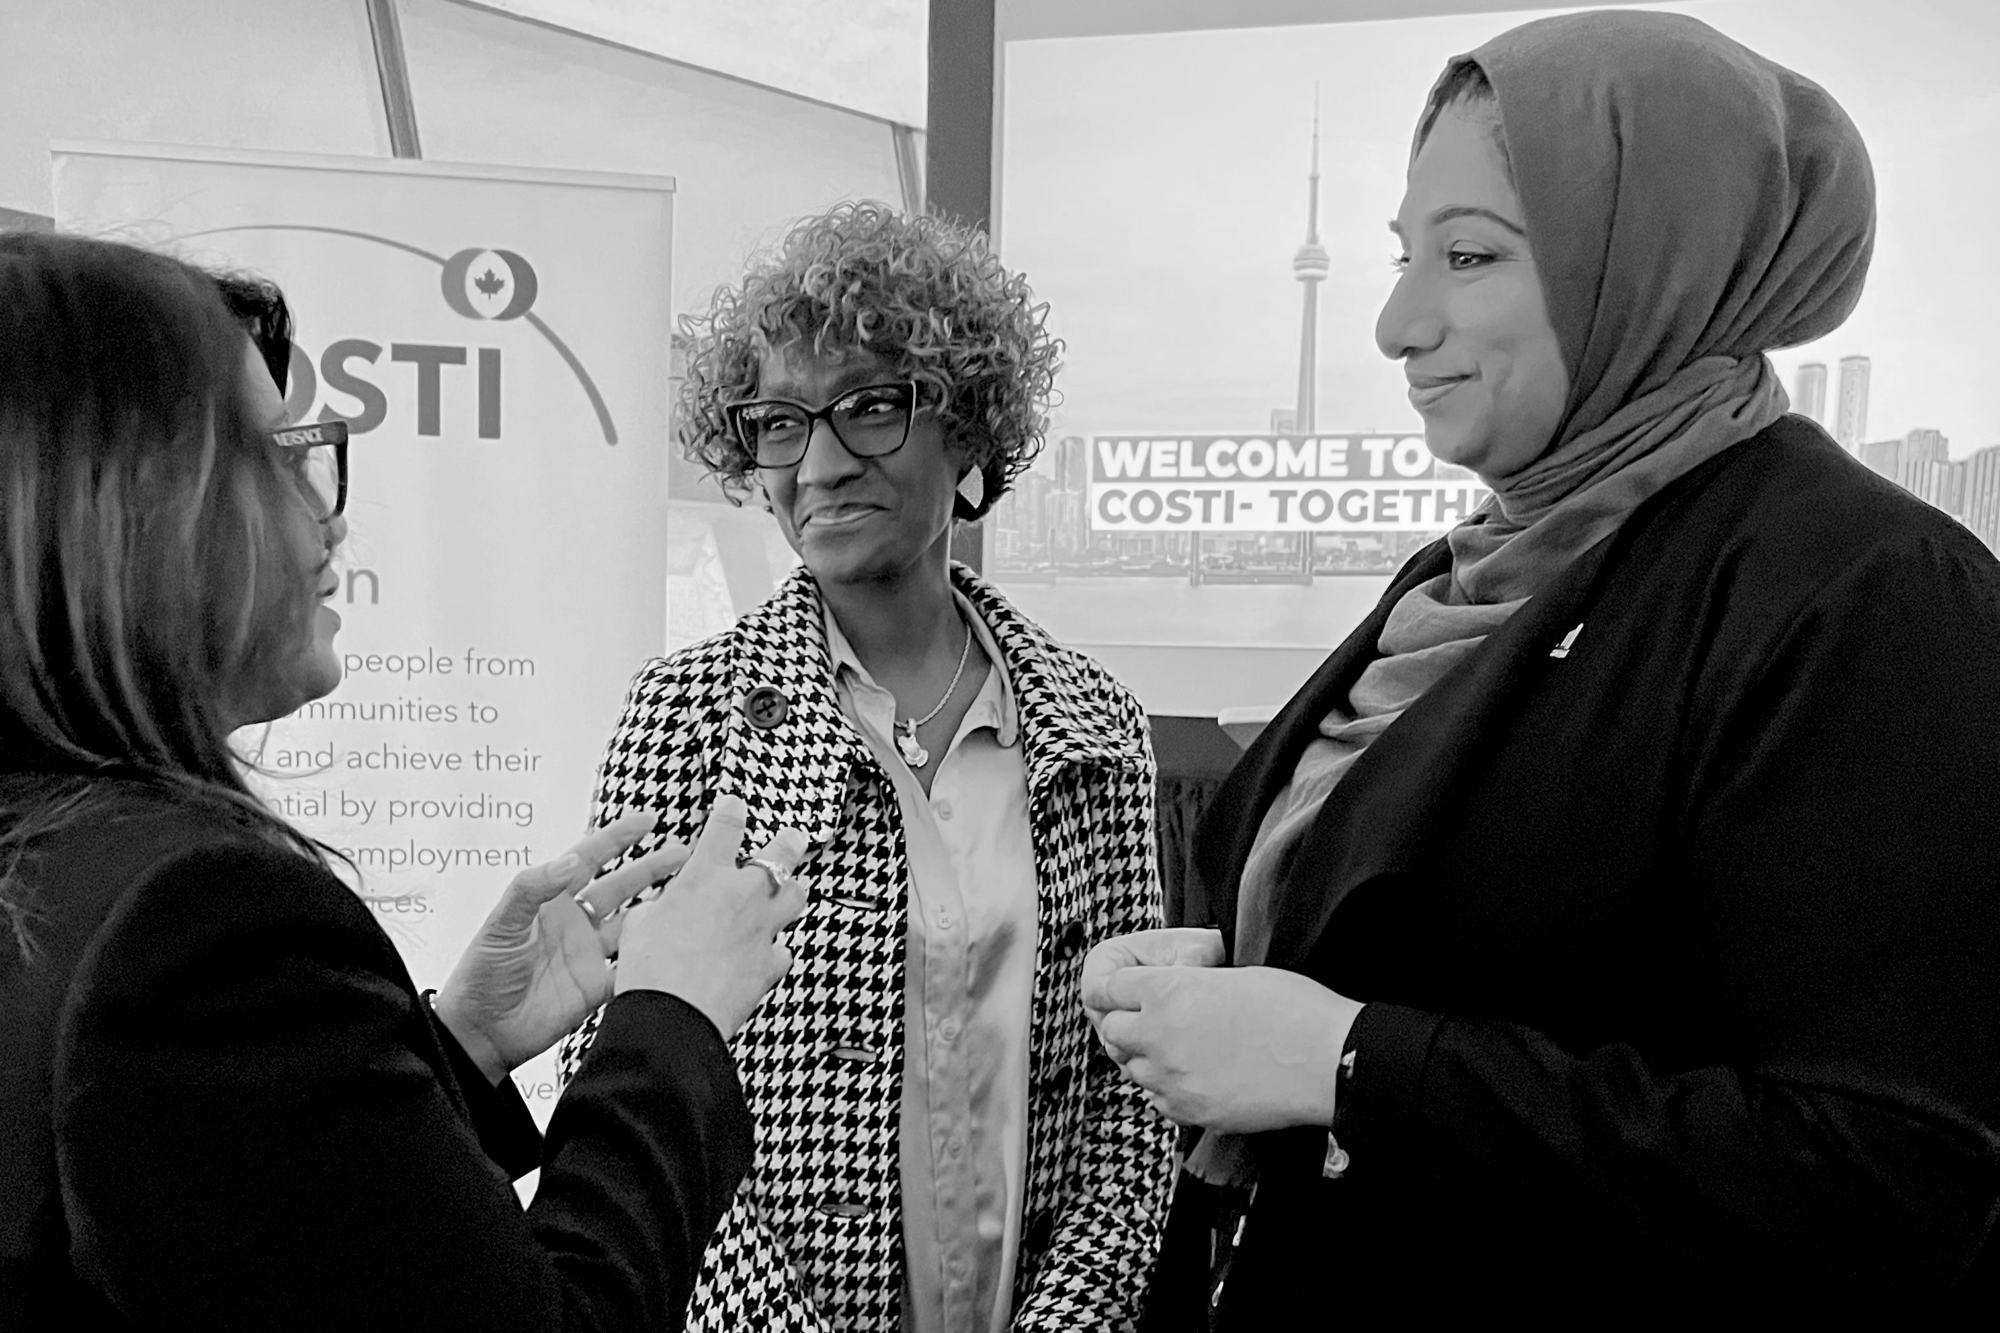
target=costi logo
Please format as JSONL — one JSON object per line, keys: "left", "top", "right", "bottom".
{"left": 185, "top": 225, "right": 618, "bottom": 444}
{"left": 441, "top": 248, "right": 538, "bottom": 321}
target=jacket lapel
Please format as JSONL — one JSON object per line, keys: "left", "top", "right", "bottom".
{"left": 1257, "top": 529, "right": 1626, "bottom": 973}
{"left": 711, "top": 563, "right": 1149, "bottom": 854}
{"left": 714, "top": 567, "right": 870, "bottom": 850}
{"left": 1192, "top": 540, "right": 1451, "bottom": 955}
{"left": 953, "top": 564, "right": 1150, "bottom": 790}
{"left": 954, "top": 565, "right": 1150, "bottom": 937}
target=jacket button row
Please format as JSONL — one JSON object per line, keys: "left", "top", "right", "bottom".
{"left": 742, "top": 685, "right": 789, "bottom": 730}
{"left": 1053, "top": 919, "right": 1087, "bottom": 961}
{"left": 1024, "top": 1207, "right": 1056, "bottom": 1253}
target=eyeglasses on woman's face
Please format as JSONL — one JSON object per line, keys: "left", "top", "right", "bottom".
{"left": 725, "top": 381, "right": 922, "bottom": 470}
{"left": 272, "top": 419, "right": 348, "bottom": 520}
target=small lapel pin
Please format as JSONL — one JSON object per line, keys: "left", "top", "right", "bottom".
{"left": 1549, "top": 623, "right": 1584, "bottom": 660}
{"left": 742, "top": 684, "right": 790, "bottom": 730}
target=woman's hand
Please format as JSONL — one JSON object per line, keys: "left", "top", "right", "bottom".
{"left": 612, "top": 794, "right": 809, "bottom": 1041}
{"left": 435, "top": 810, "right": 694, "bottom": 1084}
{"left": 1081, "top": 927, "right": 1227, "bottom": 1055}
{"left": 1085, "top": 939, "right": 1365, "bottom": 1134}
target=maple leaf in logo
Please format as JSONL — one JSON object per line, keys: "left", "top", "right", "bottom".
{"left": 473, "top": 267, "right": 507, "bottom": 298}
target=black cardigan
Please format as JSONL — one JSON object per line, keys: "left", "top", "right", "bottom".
{"left": 1166, "top": 418, "right": 2000, "bottom": 1321}
{"left": 0, "top": 777, "right": 751, "bottom": 1329}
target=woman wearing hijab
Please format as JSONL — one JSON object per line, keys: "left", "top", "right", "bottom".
{"left": 1084, "top": 10, "right": 2000, "bottom": 1320}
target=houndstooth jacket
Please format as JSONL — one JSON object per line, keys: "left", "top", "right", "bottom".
{"left": 557, "top": 563, "right": 1174, "bottom": 1331}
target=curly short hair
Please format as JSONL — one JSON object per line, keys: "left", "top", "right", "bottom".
{"left": 677, "top": 202, "right": 1061, "bottom": 520}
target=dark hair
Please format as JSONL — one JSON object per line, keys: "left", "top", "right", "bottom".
{"left": 0, "top": 233, "right": 329, "bottom": 959}
{"left": 1414, "top": 59, "right": 1516, "bottom": 187}
{"left": 676, "top": 202, "right": 1062, "bottom": 520}
{"left": 212, "top": 271, "right": 295, "bottom": 396}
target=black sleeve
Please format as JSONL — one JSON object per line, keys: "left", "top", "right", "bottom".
{"left": 53, "top": 842, "right": 752, "bottom": 1331}
{"left": 1335, "top": 534, "right": 2000, "bottom": 1276}
{"left": 426, "top": 1000, "right": 545, "bottom": 1179}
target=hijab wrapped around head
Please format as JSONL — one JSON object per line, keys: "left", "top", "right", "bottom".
{"left": 1449, "top": 6, "right": 1876, "bottom": 601}
{"left": 1195, "top": 9, "right": 1877, "bottom": 1186}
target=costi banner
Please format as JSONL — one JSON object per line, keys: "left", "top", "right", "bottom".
{"left": 1090, "top": 433, "right": 1492, "bottom": 531}
{"left": 54, "top": 142, "right": 674, "bottom": 1119}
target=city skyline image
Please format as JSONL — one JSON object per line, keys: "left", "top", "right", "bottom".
{"left": 987, "top": 0, "right": 2000, "bottom": 693}
{"left": 1000, "top": 0, "right": 2000, "bottom": 466}
{"left": 1290, "top": 90, "right": 1327, "bottom": 438}
{"left": 992, "top": 91, "right": 1473, "bottom": 581}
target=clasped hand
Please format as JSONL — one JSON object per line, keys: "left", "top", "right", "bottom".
{"left": 435, "top": 795, "right": 807, "bottom": 1083}
{"left": 1080, "top": 928, "right": 1364, "bottom": 1134}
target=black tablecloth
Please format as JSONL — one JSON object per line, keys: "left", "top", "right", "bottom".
{"left": 1146, "top": 716, "right": 1247, "bottom": 930}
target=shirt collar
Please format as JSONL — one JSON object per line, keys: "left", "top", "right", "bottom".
{"left": 822, "top": 591, "right": 1020, "bottom": 748}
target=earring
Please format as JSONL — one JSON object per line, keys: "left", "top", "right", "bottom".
{"left": 955, "top": 466, "right": 986, "bottom": 514}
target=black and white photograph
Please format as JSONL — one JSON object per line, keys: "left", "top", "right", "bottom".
{"left": 4, "top": 1, "right": 1998, "bottom": 1328}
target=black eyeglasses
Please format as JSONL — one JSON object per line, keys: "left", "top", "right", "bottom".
{"left": 271, "top": 419, "right": 348, "bottom": 519}
{"left": 725, "top": 381, "right": 921, "bottom": 470}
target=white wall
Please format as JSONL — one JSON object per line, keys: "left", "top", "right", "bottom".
{"left": 0, "top": 0, "right": 388, "bottom": 215}
{"left": 468, "top": 0, "right": 927, "bottom": 126}
{"left": 1, "top": 0, "right": 907, "bottom": 313}
{"left": 398, "top": 0, "right": 904, "bottom": 319}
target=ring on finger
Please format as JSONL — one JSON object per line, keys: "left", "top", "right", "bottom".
{"left": 742, "top": 855, "right": 796, "bottom": 895}
{"left": 576, "top": 896, "right": 602, "bottom": 924}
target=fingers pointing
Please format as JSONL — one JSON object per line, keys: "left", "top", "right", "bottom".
{"left": 686, "top": 793, "right": 751, "bottom": 873}
{"left": 575, "top": 836, "right": 689, "bottom": 922}
{"left": 751, "top": 826, "right": 810, "bottom": 875}
{"left": 561, "top": 810, "right": 663, "bottom": 883}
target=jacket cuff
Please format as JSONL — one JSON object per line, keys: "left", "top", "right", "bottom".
{"left": 579, "top": 989, "right": 755, "bottom": 1185}
{"left": 594, "top": 988, "right": 732, "bottom": 1055}
{"left": 1338, "top": 1001, "right": 1445, "bottom": 1148}
{"left": 428, "top": 1001, "right": 544, "bottom": 1179}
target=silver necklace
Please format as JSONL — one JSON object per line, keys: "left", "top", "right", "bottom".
{"left": 894, "top": 618, "right": 972, "bottom": 770}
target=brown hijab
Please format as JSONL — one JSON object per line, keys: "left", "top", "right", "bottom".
{"left": 1196, "top": 9, "right": 1877, "bottom": 1186}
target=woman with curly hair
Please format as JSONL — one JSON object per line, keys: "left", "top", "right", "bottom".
{"left": 559, "top": 202, "right": 1173, "bottom": 1331}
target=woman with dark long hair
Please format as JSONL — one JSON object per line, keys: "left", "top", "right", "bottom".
{"left": 0, "top": 230, "right": 808, "bottom": 1328}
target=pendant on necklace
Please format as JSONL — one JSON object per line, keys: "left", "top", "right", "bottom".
{"left": 895, "top": 722, "right": 930, "bottom": 770}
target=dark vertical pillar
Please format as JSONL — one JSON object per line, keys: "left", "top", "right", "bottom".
{"left": 925, "top": 0, "right": 996, "bottom": 230}
{"left": 928, "top": 0, "right": 997, "bottom": 574}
